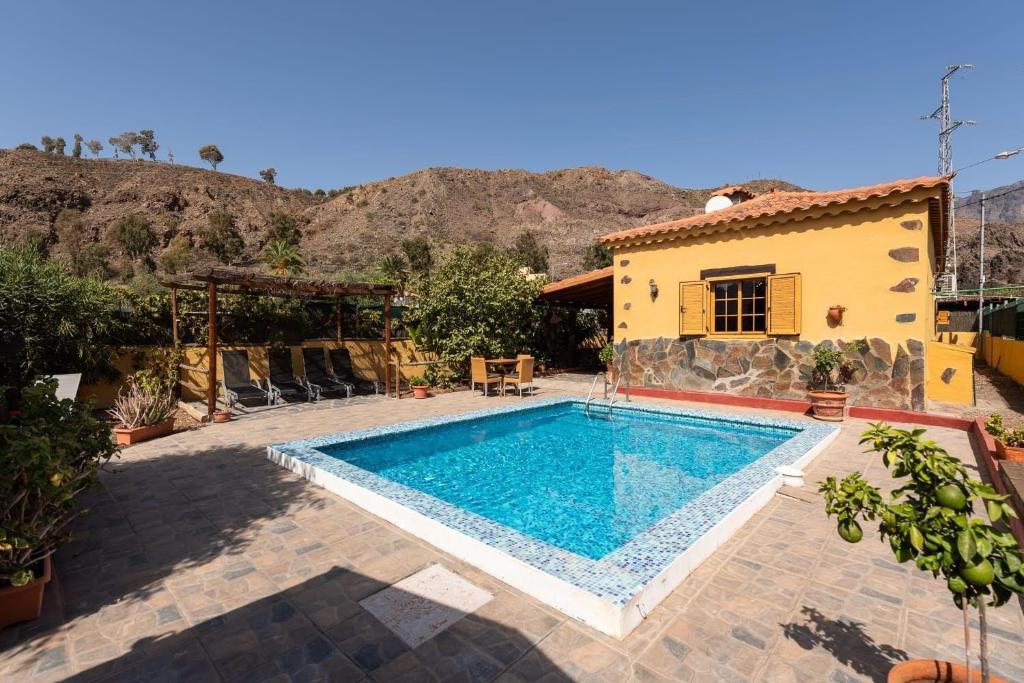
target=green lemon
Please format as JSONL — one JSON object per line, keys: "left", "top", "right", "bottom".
{"left": 947, "top": 575, "right": 967, "bottom": 594}
{"left": 960, "top": 559, "right": 995, "bottom": 587}
{"left": 936, "top": 484, "right": 967, "bottom": 511}
{"left": 838, "top": 520, "right": 863, "bottom": 544}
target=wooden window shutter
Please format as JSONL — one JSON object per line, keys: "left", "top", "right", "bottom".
{"left": 767, "top": 273, "right": 801, "bottom": 335}
{"left": 678, "top": 281, "right": 708, "bottom": 336}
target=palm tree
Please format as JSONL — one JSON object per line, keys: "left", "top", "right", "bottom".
{"left": 263, "top": 239, "right": 305, "bottom": 275}
{"left": 378, "top": 254, "right": 408, "bottom": 290}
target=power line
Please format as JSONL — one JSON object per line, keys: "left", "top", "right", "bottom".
{"left": 954, "top": 184, "right": 1024, "bottom": 209}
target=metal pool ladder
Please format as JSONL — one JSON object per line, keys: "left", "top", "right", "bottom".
{"left": 584, "top": 372, "right": 622, "bottom": 417}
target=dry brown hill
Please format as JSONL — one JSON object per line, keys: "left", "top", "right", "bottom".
{"left": 0, "top": 148, "right": 802, "bottom": 279}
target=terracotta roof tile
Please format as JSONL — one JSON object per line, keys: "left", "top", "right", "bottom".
{"left": 541, "top": 266, "right": 613, "bottom": 294}
{"left": 599, "top": 176, "right": 950, "bottom": 245}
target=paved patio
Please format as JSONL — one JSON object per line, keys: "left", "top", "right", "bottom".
{"left": 2, "top": 382, "right": 1023, "bottom": 682}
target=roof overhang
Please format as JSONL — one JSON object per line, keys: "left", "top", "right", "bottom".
{"left": 538, "top": 266, "right": 613, "bottom": 308}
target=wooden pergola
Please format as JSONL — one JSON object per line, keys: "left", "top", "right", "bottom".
{"left": 160, "top": 267, "right": 397, "bottom": 420}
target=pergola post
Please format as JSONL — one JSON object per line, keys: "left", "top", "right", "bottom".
{"left": 170, "top": 287, "right": 179, "bottom": 346}
{"left": 334, "top": 299, "right": 342, "bottom": 341}
{"left": 383, "top": 294, "right": 392, "bottom": 397}
{"left": 207, "top": 282, "right": 218, "bottom": 419}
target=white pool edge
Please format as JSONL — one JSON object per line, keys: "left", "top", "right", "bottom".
{"left": 267, "top": 424, "right": 839, "bottom": 639}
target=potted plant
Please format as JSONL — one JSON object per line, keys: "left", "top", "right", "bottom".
{"left": 1, "top": 380, "right": 117, "bottom": 628}
{"left": 409, "top": 375, "right": 431, "bottom": 399}
{"left": 599, "top": 343, "right": 614, "bottom": 375}
{"left": 535, "top": 353, "right": 550, "bottom": 376}
{"left": 985, "top": 414, "right": 1024, "bottom": 462}
{"left": 807, "top": 341, "right": 864, "bottom": 422}
{"left": 107, "top": 372, "right": 176, "bottom": 445}
{"left": 820, "top": 424, "right": 1024, "bottom": 683}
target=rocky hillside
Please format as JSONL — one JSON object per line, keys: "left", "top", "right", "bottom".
{"left": 0, "top": 149, "right": 799, "bottom": 279}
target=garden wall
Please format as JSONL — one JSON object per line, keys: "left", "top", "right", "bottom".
{"left": 981, "top": 332, "right": 1024, "bottom": 387}
{"left": 78, "top": 339, "right": 427, "bottom": 409}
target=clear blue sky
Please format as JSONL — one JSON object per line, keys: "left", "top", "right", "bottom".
{"left": 3, "top": 1, "right": 1023, "bottom": 193}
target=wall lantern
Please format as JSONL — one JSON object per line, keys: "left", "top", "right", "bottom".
{"left": 649, "top": 279, "right": 659, "bottom": 301}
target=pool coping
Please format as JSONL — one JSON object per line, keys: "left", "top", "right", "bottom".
{"left": 267, "top": 396, "right": 839, "bottom": 638}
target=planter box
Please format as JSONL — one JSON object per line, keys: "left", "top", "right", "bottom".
{"left": 996, "top": 439, "right": 1024, "bottom": 462}
{"left": 113, "top": 418, "right": 174, "bottom": 446}
{"left": 0, "top": 556, "right": 51, "bottom": 630}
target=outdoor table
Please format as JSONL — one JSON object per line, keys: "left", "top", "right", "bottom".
{"left": 485, "top": 358, "right": 519, "bottom": 375}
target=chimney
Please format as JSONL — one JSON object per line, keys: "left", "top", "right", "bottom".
{"left": 705, "top": 185, "right": 756, "bottom": 213}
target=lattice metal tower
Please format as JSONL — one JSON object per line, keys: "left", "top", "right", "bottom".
{"left": 921, "top": 64, "right": 974, "bottom": 292}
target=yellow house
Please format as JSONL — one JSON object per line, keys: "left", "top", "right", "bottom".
{"left": 592, "top": 176, "right": 955, "bottom": 411}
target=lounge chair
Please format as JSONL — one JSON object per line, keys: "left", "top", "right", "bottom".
{"left": 220, "top": 349, "right": 277, "bottom": 408}
{"left": 470, "top": 356, "right": 502, "bottom": 396}
{"left": 503, "top": 356, "right": 535, "bottom": 396}
{"left": 269, "top": 348, "right": 318, "bottom": 402}
{"left": 328, "top": 347, "right": 380, "bottom": 394}
{"left": 302, "top": 347, "right": 353, "bottom": 398}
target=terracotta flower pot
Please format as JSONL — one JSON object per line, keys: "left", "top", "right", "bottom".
{"left": 888, "top": 659, "right": 1007, "bottom": 682}
{"left": 413, "top": 386, "right": 429, "bottom": 399}
{"left": 0, "top": 556, "right": 51, "bottom": 630}
{"left": 213, "top": 409, "right": 232, "bottom": 423}
{"left": 995, "top": 439, "right": 1024, "bottom": 462}
{"left": 808, "top": 390, "right": 847, "bottom": 422}
{"left": 827, "top": 306, "right": 846, "bottom": 325}
{"left": 113, "top": 418, "right": 175, "bottom": 445}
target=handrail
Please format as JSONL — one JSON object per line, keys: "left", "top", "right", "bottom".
{"left": 607, "top": 374, "right": 623, "bottom": 417}
{"left": 584, "top": 372, "right": 605, "bottom": 415}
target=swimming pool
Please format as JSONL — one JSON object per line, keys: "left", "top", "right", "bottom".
{"left": 269, "top": 396, "right": 838, "bottom": 637}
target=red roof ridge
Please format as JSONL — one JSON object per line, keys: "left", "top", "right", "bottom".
{"left": 599, "top": 175, "right": 950, "bottom": 245}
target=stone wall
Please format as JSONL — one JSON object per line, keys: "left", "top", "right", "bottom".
{"left": 615, "top": 337, "right": 925, "bottom": 410}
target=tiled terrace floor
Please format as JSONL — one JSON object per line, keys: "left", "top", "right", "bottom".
{"left": 2, "top": 382, "right": 1023, "bottom": 682}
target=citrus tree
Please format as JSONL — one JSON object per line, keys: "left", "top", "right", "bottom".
{"left": 412, "top": 246, "right": 543, "bottom": 375}
{"left": 820, "top": 424, "right": 1024, "bottom": 682}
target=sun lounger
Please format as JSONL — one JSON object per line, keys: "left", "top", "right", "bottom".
{"left": 220, "top": 349, "right": 277, "bottom": 408}
{"left": 302, "top": 347, "right": 353, "bottom": 397}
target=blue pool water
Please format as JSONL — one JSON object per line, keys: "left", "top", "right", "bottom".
{"left": 321, "top": 402, "right": 794, "bottom": 559}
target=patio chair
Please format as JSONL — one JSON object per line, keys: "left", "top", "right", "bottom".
{"left": 269, "top": 348, "right": 319, "bottom": 402}
{"left": 328, "top": 347, "right": 380, "bottom": 394}
{"left": 220, "top": 349, "right": 277, "bottom": 408}
{"left": 302, "top": 347, "right": 353, "bottom": 398}
{"left": 470, "top": 356, "right": 502, "bottom": 396}
{"left": 503, "top": 356, "right": 535, "bottom": 396}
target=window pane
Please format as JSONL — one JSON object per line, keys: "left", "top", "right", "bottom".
{"left": 724, "top": 282, "right": 738, "bottom": 298}
{"left": 725, "top": 316, "right": 738, "bottom": 332}
{"left": 715, "top": 300, "right": 726, "bottom": 315}
{"left": 726, "top": 299, "right": 737, "bottom": 315}
{"left": 741, "top": 280, "right": 755, "bottom": 297}
{"left": 742, "top": 298, "right": 754, "bottom": 314}
{"left": 754, "top": 297, "right": 766, "bottom": 314}
{"left": 751, "top": 280, "right": 766, "bottom": 297}
{"left": 714, "top": 315, "right": 727, "bottom": 332}
{"left": 715, "top": 282, "right": 730, "bottom": 298}
{"left": 752, "top": 314, "right": 766, "bottom": 332}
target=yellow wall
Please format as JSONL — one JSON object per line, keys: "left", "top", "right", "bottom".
{"left": 935, "top": 331, "right": 979, "bottom": 350}
{"left": 925, "top": 341, "right": 975, "bottom": 404}
{"left": 981, "top": 333, "right": 1024, "bottom": 386}
{"left": 79, "top": 339, "right": 429, "bottom": 407}
{"left": 611, "top": 195, "right": 936, "bottom": 346}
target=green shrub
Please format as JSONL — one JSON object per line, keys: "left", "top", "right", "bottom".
{"left": 0, "top": 381, "right": 117, "bottom": 587}
{"left": 412, "top": 246, "right": 543, "bottom": 375}
{"left": 598, "top": 343, "right": 614, "bottom": 365}
{"left": 0, "top": 246, "right": 125, "bottom": 387}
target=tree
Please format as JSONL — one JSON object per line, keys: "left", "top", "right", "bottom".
{"left": 16, "top": 143, "right": 38, "bottom": 151}
{"left": 582, "top": 243, "right": 613, "bottom": 270}
{"left": 86, "top": 139, "right": 103, "bottom": 158}
{"left": 40, "top": 136, "right": 55, "bottom": 153}
{"left": 259, "top": 167, "right": 277, "bottom": 184}
{"left": 54, "top": 209, "right": 89, "bottom": 271}
{"left": 199, "top": 144, "right": 223, "bottom": 170}
{"left": 199, "top": 211, "right": 244, "bottom": 263}
{"left": 138, "top": 129, "right": 158, "bottom": 160}
{"left": 378, "top": 254, "right": 408, "bottom": 289}
{"left": 53, "top": 137, "right": 66, "bottom": 156}
{"left": 76, "top": 243, "right": 110, "bottom": 279}
{"left": 821, "top": 424, "right": 1024, "bottom": 682}
{"left": 71, "top": 133, "right": 83, "bottom": 158}
{"left": 108, "top": 133, "right": 138, "bottom": 159}
{"left": 512, "top": 230, "right": 549, "bottom": 274}
{"left": 106, "top": 214, "right": 157, "bottom": 260}
{"left": 401, "top": 237, "right": 434, "bottom": 279}
{"left": 262, "top": 239, "right": 305, "bottom": 275}
{"left": 0, "top": 245, "right": 125, "bottom": 387}
{"left": 412, "top": 246, "right": 544, "bottom": 374}
{"left": 158, "top": 234, "right": 192, "bottom": 275}
{"left": 265, "top": 212, "right": 300, "bottom": 246}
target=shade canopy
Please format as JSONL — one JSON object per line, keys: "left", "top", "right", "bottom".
{"left": 538, "top": 266, "right": 613, "bottom": 308}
